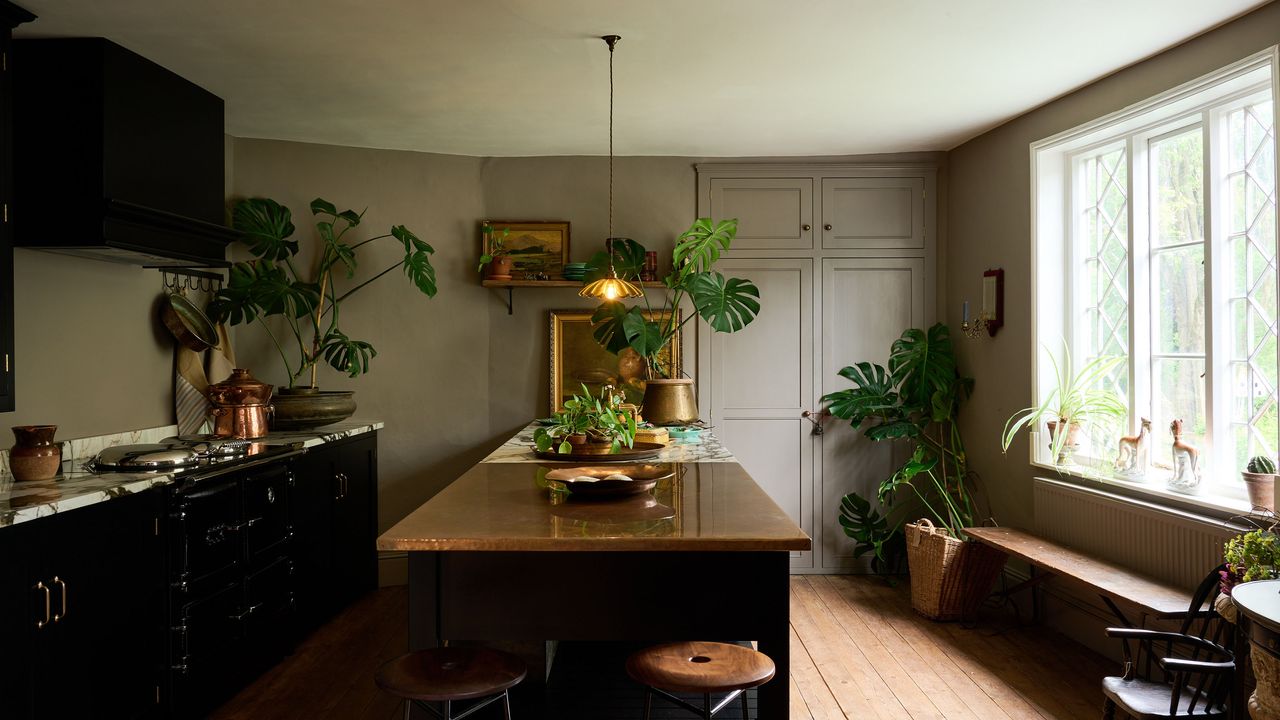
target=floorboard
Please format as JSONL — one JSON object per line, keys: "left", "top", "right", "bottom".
{"left": 213, "top": 575, "right": 1112, "bottom": 719}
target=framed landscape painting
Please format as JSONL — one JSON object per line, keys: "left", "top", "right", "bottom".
{"left": 549, "top": 309, "right": 682, "bottom": 413}
{"left": 483, "top": 220, "right": 570, "bottom": 278}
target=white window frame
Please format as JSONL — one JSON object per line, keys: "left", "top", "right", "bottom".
{"left": 1030, "top": 47, "right": 1280, "bottom": 511}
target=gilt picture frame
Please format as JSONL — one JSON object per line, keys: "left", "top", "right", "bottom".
{"left": 483, "top": 220, "right": 570, "bottom": 278}
{"left": 549, "top": 309, "right": 682, "bottom": 413}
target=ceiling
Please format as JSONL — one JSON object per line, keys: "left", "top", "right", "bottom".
{"left": 13, "top": 0, "right": 1271, "bottom": 157}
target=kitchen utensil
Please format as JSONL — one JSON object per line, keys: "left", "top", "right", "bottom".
{"left": 531, "top": 441, "right": 665, "bottom": 463}
{"left": 206, "top": 368, "right": 273, "bottom": 406}
{"left": 92, "top": 442, "right": 204, "bottom": 470}
{"left": 209, "top": 403, "right": 272, "bottom": 440}
{"left": 161, "top": 292, "right": 219, "bottom": 352}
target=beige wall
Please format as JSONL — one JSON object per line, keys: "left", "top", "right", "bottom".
{"left": 228, "top": 139, "right": 491, "bottom": 537}
{"left": 948, "top": 0, "right": 1280, "bottom": 531}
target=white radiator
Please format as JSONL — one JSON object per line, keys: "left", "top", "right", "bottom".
{"left": 1032, "top": 477, "right": 1241, "bottom": 589}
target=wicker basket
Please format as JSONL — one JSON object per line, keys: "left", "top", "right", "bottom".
{"left": 905, "top": 519, "right": 1008, "bottom": 621}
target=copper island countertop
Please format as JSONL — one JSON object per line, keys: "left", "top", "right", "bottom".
{"left": 377, "top": 461, "right": 811, "bottom": 552}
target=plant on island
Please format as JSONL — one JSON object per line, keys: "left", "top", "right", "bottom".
{"left": 535, "top": 385, "right": 638, "bottom": 454}
{"left": 209, "top": 197, "right": 437, "bottom": 389}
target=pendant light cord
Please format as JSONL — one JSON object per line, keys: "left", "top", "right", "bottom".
{"left": 607, "top": 36, "right": 615, "bottom": 241}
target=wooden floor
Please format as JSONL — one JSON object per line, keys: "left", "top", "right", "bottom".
{"left": 212, "top": 575, "right": 1112, "bottom": 719}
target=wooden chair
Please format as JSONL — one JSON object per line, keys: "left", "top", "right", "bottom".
{"left": 625, "top": 641, "right": 775, "bottom": 719}
{"left": 375, "top": 646, "right": 526, "bottom": 720}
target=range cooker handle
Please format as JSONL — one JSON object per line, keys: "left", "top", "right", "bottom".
{"left": 229, "top": 602, "right": 264, "bottom": 623}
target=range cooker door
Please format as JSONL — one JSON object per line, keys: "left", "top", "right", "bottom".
{"left": 169, "top": 476, "right": 241, "bottom": 593}
{"left": 243, "top": 463, "right": 291, "bottom": 566}
{"left": 169, "top": 580, "right": 242, "bottom": 718}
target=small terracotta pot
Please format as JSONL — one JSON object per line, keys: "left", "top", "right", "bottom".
{"left": 1242, "top": 471, "right": 1276, "bottom": 511}
{"left": 9, "top": 425, "right": 62, "bottom": 481}
{"left": 1045, "top": 419, "right": 1081, "bottom": 464}
{"left": 487, "top": 255, "right": 514, "bottom": 280}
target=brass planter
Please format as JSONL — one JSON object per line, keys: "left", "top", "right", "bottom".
{"left": 641, "top": 379, "right": 699, "bottom": 426}
{"left": 271, "top": 388, "right": 356, "bottom": 430}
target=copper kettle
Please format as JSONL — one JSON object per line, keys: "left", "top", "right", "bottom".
{"left": 206, "top": 369, "right": 273, "bottom": 439}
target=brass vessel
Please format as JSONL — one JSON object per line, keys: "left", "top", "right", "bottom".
{"left": 641, "top": 379, "right": 699, "bottom": 426}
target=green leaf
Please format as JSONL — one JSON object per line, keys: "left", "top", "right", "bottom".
{"left": 318, "top": 329, "right": 377, "bottom": 378}
{"left": 673, "top": 218, "right": 737, "bottom": 279}
{"left": 583, "top": 238, "right": 647, "bottom": 283}
{"left": 207, "top": 260, "right": 319, "bottom": 325}
{"left": 394, "top": 225, "right": 437, "bottom": 297}
{"left": 821, "top": 362, "right": 898, "bottom": 426}
{"left": 534, "top": 428, "right": 552, "bottom": 452}
{"left": 337, "top": 209, "right": 362, "bottom": 226}
{"left": 591, "top": 302, "right": 641, "bottom": 354}
{"left": 309, "top": 198, "right": 338, "bottom": 216}
{"left": 684, "top": 272, "right": 761, "bottom": 333}
{"left": 864, "top": 421, "right": 922, "bottom": 441}
{"left": 232, "top": 198, "right": 298, "bottom": 261}
{"left": 622, "top": 313, "right": 667, "bottom": 358}
{"left": 889, "top": 323, "right": 962, "bottom": 413}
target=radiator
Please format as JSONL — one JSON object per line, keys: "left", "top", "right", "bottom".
{"left": 1032, "top": 477, "right": 1241, "bottom": 589}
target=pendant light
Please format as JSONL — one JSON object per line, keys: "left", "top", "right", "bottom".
{"left": 579, "top": 34, "right": 644, "bottom": 301}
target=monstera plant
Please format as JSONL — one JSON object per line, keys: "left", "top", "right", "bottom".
{"left": 821, "top": 323, "right": 978, "bottom": 570}
{"left": 210, "top": 197, "right": 437, "bottom": 388}
{"left": 589, "top": 218, "right": 761, "bottom": 376}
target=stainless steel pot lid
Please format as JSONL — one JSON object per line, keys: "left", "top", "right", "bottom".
{"left": 93, "top": 443, "right": 202, "bottom": 469}
{"left": 163, "top": 435, "right": 252, "bottom": 457}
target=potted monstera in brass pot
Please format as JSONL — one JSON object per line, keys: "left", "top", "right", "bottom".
{"left": 209, "top": 197, "right": 438, "bottom": 429}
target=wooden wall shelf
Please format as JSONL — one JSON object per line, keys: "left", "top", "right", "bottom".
{"left": 482, "top": 278, "right": 665, "bottom": 314}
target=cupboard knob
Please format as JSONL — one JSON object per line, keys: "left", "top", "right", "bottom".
{"left": 824, "top": 224, "right": 833, "bottom": 231}
{"left": 802, "top": 224, "right": 811, "bottom": 232}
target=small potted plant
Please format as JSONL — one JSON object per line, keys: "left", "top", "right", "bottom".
{"left": 1221, "top": 527, "right": 1280, "bottom": 595}
{"left": 477, "top": 222, "right": 513, "bottom": 280}
{"left": 1243, "top": 455, "right": 1278, "bottom": 511}
{"left": 534, "top": 385, "right": 637, "bottom": 455}
{"left": 1001, "top": 347, "right": 1127, "bottom": 465}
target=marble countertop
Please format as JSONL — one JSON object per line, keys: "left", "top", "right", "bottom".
{"left": 0, "top": 420, "right": 382, "bottom": 529}
{"left": 480, "top": 422, "right": 737, "bottom": 464}
{"left": 377, "top": 461, "right": 809, "bottom": 552}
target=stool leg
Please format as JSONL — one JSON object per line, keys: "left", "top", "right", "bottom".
{"left": 741, "top": 690, "right": 750, "bottom": 720}
{"left": 404, "top": 699, "right": 411, "bottom": 720}
{"left": 443, "top": 699, "right": 451, "bottom": 720}
{"left": 704, "top": 693, "right": 712, "bottom": 720}
{"left": 642, "top": 687, "right": 653, "bottom": 720}
{"left": 502, "top": 690, "right": 512, "bottom": 720}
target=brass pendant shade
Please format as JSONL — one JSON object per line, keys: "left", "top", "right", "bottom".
{"left": 579, "top": 34, "right": 643, "bottom": 303}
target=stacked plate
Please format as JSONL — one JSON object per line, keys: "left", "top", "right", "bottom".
{"left": 562, "top": 262, "right": 590, "bottom": 281}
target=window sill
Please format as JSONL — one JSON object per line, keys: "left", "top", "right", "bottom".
{"left": 1029, "top": 459, "right": 1254, "bottom": 520}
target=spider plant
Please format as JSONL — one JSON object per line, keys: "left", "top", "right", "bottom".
{"left": 1001, "top": 346, "right": 1127, "bottom": 465}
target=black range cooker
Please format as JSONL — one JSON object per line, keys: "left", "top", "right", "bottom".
{"left": 92, "top": 437, "right": 305, "bottom": 718}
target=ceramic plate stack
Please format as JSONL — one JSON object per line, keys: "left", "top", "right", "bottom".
{"left": 562, "top": 262, "right": 590, "bottom": 282}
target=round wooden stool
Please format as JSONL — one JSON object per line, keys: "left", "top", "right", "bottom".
{"left": 375, "top": 646, "right": 527, "bottom": 720}
{"left": 625, "top": 641, "right": 776, "bottom": 719}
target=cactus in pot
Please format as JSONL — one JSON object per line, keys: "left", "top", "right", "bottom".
{"left": 1243, "top": 455, "right": 1279, "bottom": 512}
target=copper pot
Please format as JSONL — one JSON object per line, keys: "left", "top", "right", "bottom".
{"left": 207, "top": 368, "right": 273, "bottom": 406}
{"left": 209, "top": 403, "right": 273, "bottom": 440}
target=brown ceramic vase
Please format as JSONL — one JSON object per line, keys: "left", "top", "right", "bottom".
{"left": 9, "top": 425, "right": 61, "bottom": 481}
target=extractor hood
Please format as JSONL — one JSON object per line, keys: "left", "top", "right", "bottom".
{"left": 11, "top": 38, "right": 236, "bottom": 267}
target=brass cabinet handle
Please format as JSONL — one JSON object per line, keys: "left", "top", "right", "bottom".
{"left": 51, "top": 576, "right": 67, "bottom": 622}
{"left": 33, "top": 581, "right": 50, "bottom": 629}
{"left": 335, "top": 472, "right": 347, "bottom": 499}
{"left": 802, "top": 223, "right": 811, "bottom": 232}
{"left": 824, "top": 223, "right": 833, "bottom": 231}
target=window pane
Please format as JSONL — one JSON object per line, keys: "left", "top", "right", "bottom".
{"left": 1153, "top": 358, "right": 1207, "bottom": 468}
{"left": 1152, "top": 245, "right": 1205, "bottom": 355}
{"left": 1152, "top": 128, "right": 1204, "bottom": 248}
{"left": 1080, "top": 147, "right": 1130, "bottom": 404}
{"left": 1224, "top": 99, "right": 1278, "bottom": 473}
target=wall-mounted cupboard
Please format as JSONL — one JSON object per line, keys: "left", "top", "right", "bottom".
{"left": 696, "top": 164, "right": 936, "bottom": 573}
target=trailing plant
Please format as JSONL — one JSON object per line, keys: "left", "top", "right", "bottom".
{"left": 1248, "top": 455, "right": 1277, "bottom": 475}
{"left": 476, "top": 222, "right": 512, "bottom": 272}
{"left": 589, "top": 219, "right": 761, "bottom": 377}
{"left": 209, "top": 197, "right": 437, "bottom": 388}
{"left": 534, "top": 384, "right": 638, "bottom": 454}
{"left": 821, "top": 323, "right": 977, "bottom": 570}
{"left": 1000, "top": 346, "right": 1126, "bottom": 465}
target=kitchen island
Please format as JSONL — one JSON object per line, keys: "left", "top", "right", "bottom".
{"left": 378, "top": 447, "right": 810, "bottom": 718}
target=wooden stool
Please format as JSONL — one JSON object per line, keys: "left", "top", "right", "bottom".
{"left": 375, "top": 646, "right": 527, "bottom": 720}
{"left": 625, "top": 641, "right": 776, "bottom": 719}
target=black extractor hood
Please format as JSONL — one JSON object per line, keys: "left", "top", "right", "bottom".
{"left": 12, "top": 38, "right": 236, "bottom": 267}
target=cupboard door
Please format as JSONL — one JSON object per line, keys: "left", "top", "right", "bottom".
{"left": 0, "top": 4, "right": 31, "bottom": 412}
{"left": 705, "top": 259, "right": 814, "bottom": 570}
{"left": 289, "top": 449, "right": 334, "bottom": 628}
{"left": 819, "top": 258, "right": 925, "bottom": 572}
{"left": 709, "top": 177, "right": 813, "bottom": 250}
{"left": 333, "top": 436, "right": 377, "bottom": 603}
{"left": 0, "top": 522, "right": 35, "bottom": 719}
{"left": 821, "top": 177, "right": 924, "bottom": 249}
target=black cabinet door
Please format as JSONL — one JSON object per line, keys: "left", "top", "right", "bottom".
{"left": 36, "top": 490, "right": 164, "bottom": 720}
{"left": 289, "top": 447, "right": 335, "bottom": 628}
{"left": 332, "top": 435, "right": 377, "bottom": 606}
{"left": 0, "top": 521, "right": 36, "bottom": 719}
{"left": 0, "top": 2, "right": 35, "bottom": 412}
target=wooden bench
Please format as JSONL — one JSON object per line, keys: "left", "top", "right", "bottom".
{"left": 965, "top": 526, "right": 1198, "bottom": 626}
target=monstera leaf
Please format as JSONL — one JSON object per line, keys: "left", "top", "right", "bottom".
{"left": 394, "top": 225, "right": 437, "bottom": 297}
{"left": 673, "top": 218, "right": 738, "bottom": 279}
{"left": 838, "top": 492, "right": 899, "bottom": 566}
{"left": 584, "top": 238, "right": 646, "bottom": 283}
{"left": 888, "top": 324, "right": 959, "bottom": 416}
{"left": 591, "top": 302, "right": 639, "bottom": 354}
{"left": 821, "top": 362, "right": 899, "bottom": 426}
{"left": 684, "top": 272, "right": 760, "bottom": 333}
{"left": 319, "top": 329, "right": 377, "bottom": 378}
{"left": 208, "top": 260, "right": 319, "bottom": 325}
{"left": 232, "top": 198, "right": 297, "bottom": 261}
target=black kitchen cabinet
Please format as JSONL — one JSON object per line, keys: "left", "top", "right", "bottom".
{"left": 0, "top": 1, "right": 34, "bottom": 412}
{"left": 290, "top": 433, "right": 379, "bottom": 631}
{"left": 0, "top": 489, "right": 165, "bottom": 720}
